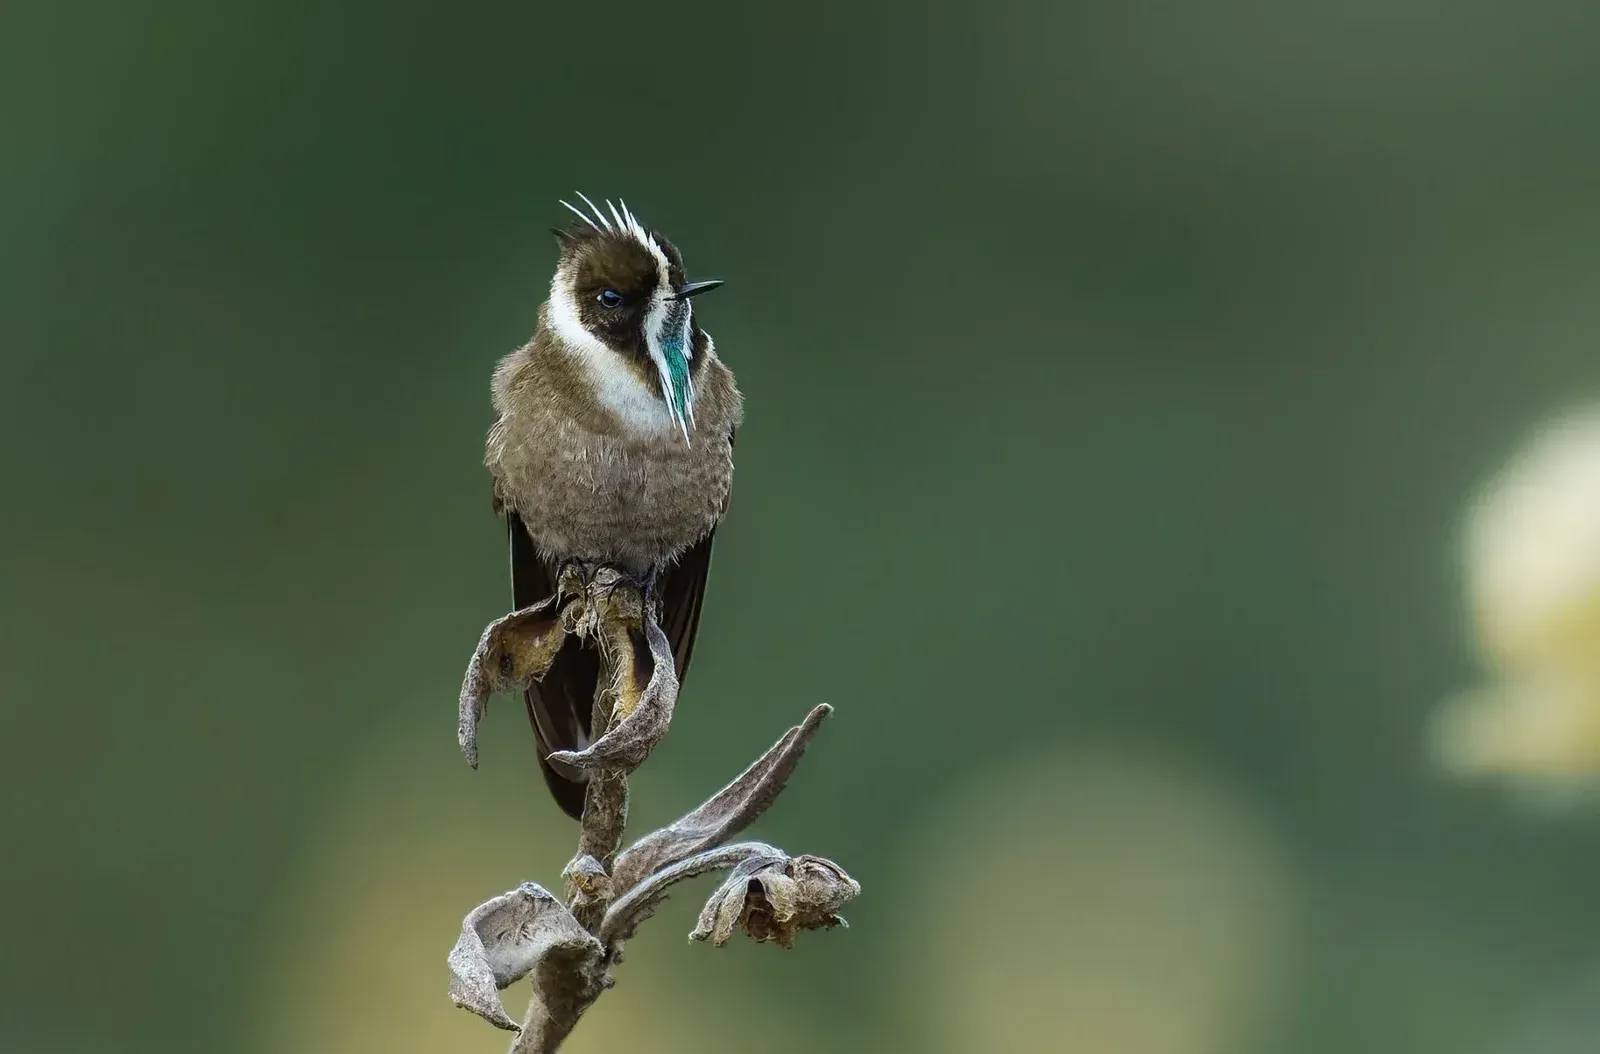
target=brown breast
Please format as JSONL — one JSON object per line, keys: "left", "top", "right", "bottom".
{"left": 485, "top": 323, "right": 743, "bottom": 570}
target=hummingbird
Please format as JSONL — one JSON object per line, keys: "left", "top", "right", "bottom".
{"left": 484, "top": 194, "right": 742, "bottom": 819}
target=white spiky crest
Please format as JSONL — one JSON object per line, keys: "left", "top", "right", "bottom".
{"left": 553, "top": 192, "right": 697, "bottom": 444}
{"left": 557, "top": 193, "right": 669, "bottom": 270}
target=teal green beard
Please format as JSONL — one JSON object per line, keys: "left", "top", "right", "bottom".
{"left": 658, "top": 307, "right": 693, "bottom": 424}
{"left": 664, "top": 338, "right": 691, "bottom": 421}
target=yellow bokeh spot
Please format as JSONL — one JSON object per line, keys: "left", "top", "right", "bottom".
{"left": 890, "top": 745, "right": 1302, "bottom": 1054}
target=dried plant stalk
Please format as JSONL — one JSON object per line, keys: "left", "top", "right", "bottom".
{"left": 449, "top": 566, "right": 857, "bottom": 1052}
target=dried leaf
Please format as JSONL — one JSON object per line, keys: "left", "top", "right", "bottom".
{"left": 690, "top": 854, "right": 860, "bottom": 949}
{"left": 610, "top": 704, "right": 831, "bottom": 896}
{"left": 446, "top": 882, "right": 603, "bottom": 1033}
{"left": 598, "top": 842, "right": 786, "bottom": 946}
{"left": 546, "top": 614, "right": 678, "bottom": 774}
{"left": 458, "top": 598, "right": 568, "bottom": 769}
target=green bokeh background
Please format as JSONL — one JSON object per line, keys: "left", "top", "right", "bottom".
{"left": 5, "top": 2, "right": 1600, "bottom": 1052}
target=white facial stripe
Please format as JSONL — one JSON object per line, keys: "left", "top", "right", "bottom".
{"left": 553, "top": 194, "right": 699, "bottom": 443}
{"left": 547, "top": 265, "right": 677, "bottom": 439}
{"left": 642, "top": 292, "right": 693, "bottom": 444}
{"left": 642, "top": 294, "right": 678, "bottom": 435}
{"left": 613, "top": 198, "right": 693, "bottom": 443}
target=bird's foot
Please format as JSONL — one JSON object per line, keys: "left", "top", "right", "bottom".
{"left": 621, "top": 564, "right": 660, "bottom": 600}
{"left": 553, "top": 557, "right": 597, "bottom": 600}
{"left": 553, "top": 559, "right": 655, "bottom": 598}
{"left": 577, "top": 561, "right": 658, "bottom": 605}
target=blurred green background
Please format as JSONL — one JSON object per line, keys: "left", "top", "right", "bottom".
{"left": 5, "top": 1, "right": 1600, "bottom": 1052}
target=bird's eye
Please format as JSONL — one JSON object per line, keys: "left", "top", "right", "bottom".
{"left": 597, "top": 289, "right": 623, "bottom": 308}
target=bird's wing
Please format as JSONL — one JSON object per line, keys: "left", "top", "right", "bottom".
{"left": 657, "top": 529, "right": 714, "bottom": 682}
{"left": 656, "top": 425, "right": 736, "bottom": 680}
{"left": 509, "top": 513, "right": 594, "bottom": 820}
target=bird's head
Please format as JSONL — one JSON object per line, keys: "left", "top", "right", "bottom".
{"left": 547, "top": 194, "right": 722, "bottom": 441}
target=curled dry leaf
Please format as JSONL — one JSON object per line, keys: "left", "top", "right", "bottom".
{"left": 458, "top": 597, "right": 568, "bottom": 769}
{"left": 609, "top": 704, "right": 832, "bottom": 896}
{"left": 459, "top": 563, "right": 667, "bottom": 776}
{"left": 546, "top": 614, "right": 678, "bottom": 775}
{"left": 598, "top": 842, "right": 787, "bottom": 946}
{"left": 446, "top": 882, "right": 604, "bottom": 1033}
{"left": 692, "top": 854, "right": 860, "bottom": 949}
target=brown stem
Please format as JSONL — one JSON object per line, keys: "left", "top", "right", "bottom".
{"left": 509, "top": 950, "right": 608, "bottom": 1054}
{"left": 568, "top": 681, "right": 629, "bottom": 933}
{"left": 575, "top": 679, "right": 629, "bottom": 869}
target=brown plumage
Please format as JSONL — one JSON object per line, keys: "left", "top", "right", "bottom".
{"left": 484, "top": 199, "right": 742, "bottom": 819}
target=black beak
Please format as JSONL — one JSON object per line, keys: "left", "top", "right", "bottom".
{"left": 671, "top": 279, "right": 724, "bottom": 301}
